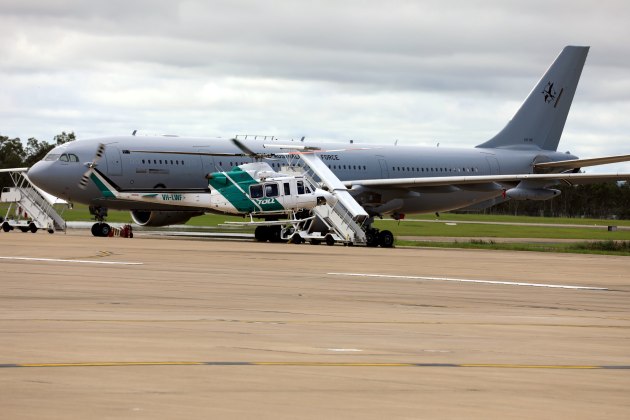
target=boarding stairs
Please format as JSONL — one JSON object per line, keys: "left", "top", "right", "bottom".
{"left": 285, "top": 154, "right": 368, "bottom": 245}
{"left": 0, "top": 169, "right": 67, "bottom": 233}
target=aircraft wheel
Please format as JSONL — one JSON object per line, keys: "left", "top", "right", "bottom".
{"left": 366, "top": 230, "right": 379, "bottom": 247}
{"left": 19, "top": 226, "right": 29, "bottom": 233}
{"left": 2, "top": 222, "right": 13, "bottom": 232}
{"left": 290, "top": 234, "right": 303, "bottom": 244}
{"left": 29, "top": 223, "right": 38, "bottom": 233}
{"left": 98, "top": 223, "right": 111, "bottom": 237}
{"left": 254, "top": 226, "right": 268, "bottom": 242}
{"left": 269, "top": 226, "right": 282, "bottom": 243}
{"left": 325, "top": 235, "right": 335, "bottom": 246}
{"left": 378, "top": 230, "right": 394, "bottom": 248}
{"left": 48, "top": 229, "right": 55, "bottom": 234}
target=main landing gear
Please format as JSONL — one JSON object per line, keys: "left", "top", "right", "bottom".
{"left": 365, "top": 227, "right": 394, "bottom": 248}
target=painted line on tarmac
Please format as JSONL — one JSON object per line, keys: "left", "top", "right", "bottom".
{"left": 327, "top": 272, "right": 608, "bottom": 290}
{"left": 1, "top": 361, "right": 628, "bottom": 370}
{"left": 0, "top": 256, "right": 143, "bottom": 265}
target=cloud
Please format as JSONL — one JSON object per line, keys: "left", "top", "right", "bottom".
{"left": 1, "top": 0, "right": 629, "bottom": 169}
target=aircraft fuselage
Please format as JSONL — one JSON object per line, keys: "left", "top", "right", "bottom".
{"left": 27, "top": 135, "right": 577, "bottom": 216}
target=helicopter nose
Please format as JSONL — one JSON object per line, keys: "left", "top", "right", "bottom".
{"left": 318, "top": 191, "right": 337, "bottom": 206}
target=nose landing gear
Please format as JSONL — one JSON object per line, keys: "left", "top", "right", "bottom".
{"left": 91, "top": 222, "right": 112, "bottom": 237}
{"left": 89, "top": 206, "right": 111, "bottom": 237}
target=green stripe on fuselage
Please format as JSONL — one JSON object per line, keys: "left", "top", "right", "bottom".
{"left": 90, "top": 173, "right": 115, "bottom": 198}
{"left": 207, "top": 168, "right": 284, "bottom": 213}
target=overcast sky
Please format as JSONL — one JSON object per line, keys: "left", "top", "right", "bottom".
{"left": 2, "top": 0, "right": 629, "bottom": 172}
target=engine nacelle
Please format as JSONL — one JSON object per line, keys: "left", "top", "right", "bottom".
{"left": 505, "top": 188, "right": 561, "bottom": 201}
{"left": 130, "top": 210, "right": 203, "bottom": 227}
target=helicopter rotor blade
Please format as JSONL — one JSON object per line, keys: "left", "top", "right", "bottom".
{"left": 231, "top": 138, "right": 259, "bottom": 157}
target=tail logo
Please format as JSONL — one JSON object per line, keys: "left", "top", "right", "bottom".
{"left": 542, "top": 81, "right": 557, "bottom": 103}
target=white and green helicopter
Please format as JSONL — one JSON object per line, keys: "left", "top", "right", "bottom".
{"left": 79, "top": 141, "right": 336, "bottom": 241}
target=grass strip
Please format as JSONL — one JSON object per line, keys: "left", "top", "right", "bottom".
{"left": 398, "top": 239, "right": 630, "bottom": 256}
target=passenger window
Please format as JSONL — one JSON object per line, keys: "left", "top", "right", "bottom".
{"left": 297, "top": 181, "right": 305, "bottom": 195}
{"left": 250, "top": 185, "right": 263, "bottom": 198}
{"left": 265, "top": 183, "right": 278, "bottom": 197}
{"left": 284, "top": 183, "right": 290, "bottom": 195}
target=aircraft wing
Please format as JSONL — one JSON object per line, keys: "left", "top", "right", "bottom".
{"left": 534, "top": 154, "right": 630, "bottom": 170}
{"left": 343, "top": 172, "right": 630, "bottom": 189}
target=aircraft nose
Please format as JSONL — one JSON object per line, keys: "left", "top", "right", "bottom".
{"left": 27, "top": 161, "right": 48, "bottom": 188}
{"left": 27, "top": 161, "right": 63, "bottom": 196}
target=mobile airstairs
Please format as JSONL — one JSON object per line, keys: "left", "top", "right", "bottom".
{"left": 1, "top": 168, "right": 67, "bottom": 233}
{"left": 280, "top": 154, "right": 369, "bottom": 246}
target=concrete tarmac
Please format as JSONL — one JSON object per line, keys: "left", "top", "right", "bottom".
{"left": 1, "top": 230, "right": 629, "bottom": 419}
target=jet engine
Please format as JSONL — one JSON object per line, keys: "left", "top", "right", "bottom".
{"left": 505, "top": 187, "right": 561, "bottom": 201}
{"left": 130, "top": 210, "right": 204, "bottom": 227}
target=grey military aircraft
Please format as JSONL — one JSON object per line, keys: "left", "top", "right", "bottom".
{"left": 27, "top": 46, "right": 630, "bottom": 242}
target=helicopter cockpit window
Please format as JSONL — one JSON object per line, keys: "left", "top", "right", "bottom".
{"left": 299, "top": 180, "right": 313, "bottom": 194}
{"left": 264, "top": 183, "right": 278, "bottom": 197}
{"left": 250, "top": 185, "right": 263, "bottom": 198}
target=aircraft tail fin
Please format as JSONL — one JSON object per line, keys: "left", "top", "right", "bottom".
{"left": 477, "top": 46, "right": 589, "bottom": 151}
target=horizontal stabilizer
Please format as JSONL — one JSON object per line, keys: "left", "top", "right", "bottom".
{"left": 535, "top": 154, "right": 630, "bottom": 170}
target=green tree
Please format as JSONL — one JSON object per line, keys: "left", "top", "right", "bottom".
{"left": 1, "top": 131, "right": 76, "bottom": 188}
{"left": 53, "top": 131, "right": 75, "bottom": 145}
{"left": 24, "top": 137, "right": 54, "bottom": 167}
{"left": 0, "top": 135, "right": 26, "bottom": 187}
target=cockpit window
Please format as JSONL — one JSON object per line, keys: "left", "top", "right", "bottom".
{"left": 297, "top": 180, "right": 313, "bottom": 194}
{"left": 44, "top": 153, "right": 61, "bottom": 161}
{"left": 50, "top": 153, "right": 80, "bottom": 163}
